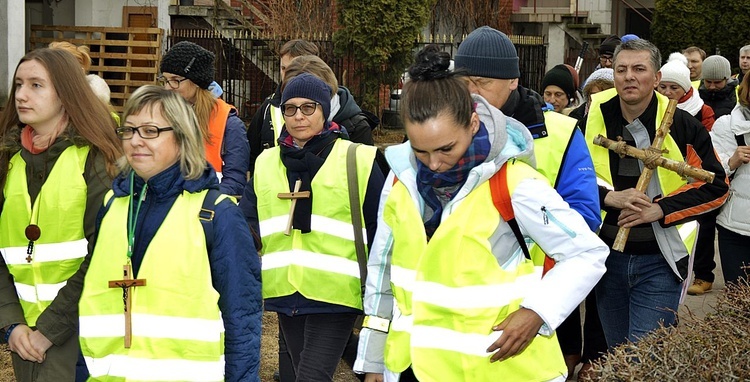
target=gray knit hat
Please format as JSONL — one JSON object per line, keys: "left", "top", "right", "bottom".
{"left": 160, "top": 41, "right": 215, "bottom": 89}
{"left": 281, "top": 73, "right": 332, "bottom": 120}
{"left": 701, "top": 55, "right": 731, "bottom": 80}
{"left": 454, "top": 26, "right": 520, "bottom": 79}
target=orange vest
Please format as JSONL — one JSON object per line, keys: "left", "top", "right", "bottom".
{"left": 205, "top": 98, "right": 235, "bottom": 173}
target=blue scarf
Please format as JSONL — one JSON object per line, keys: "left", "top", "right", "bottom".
{"left": 416, "top": 122, "right": 491, "bottom": 238}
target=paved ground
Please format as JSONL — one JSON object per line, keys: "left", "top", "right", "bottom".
{"left": 679, "top": 241, "right": 723, "bottom": 320}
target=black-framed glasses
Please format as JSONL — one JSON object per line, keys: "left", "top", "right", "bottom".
{"left": 281, "top": 102, "right": 319, "bottom": 117}
{"left": 157, "top": 76, "right": 189, "bottom": 89}
{"left": 599, "top": 55, "right": 613, "bottom": 63}
{"left": 116, "top": 125, "right": 174, "bottom": 140}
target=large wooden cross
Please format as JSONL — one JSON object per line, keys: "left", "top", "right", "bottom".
{"left": 592, "top": 99, "right": 715, "bottom": 251}
{"left": 108, "top": 264, "right": 146, "bottom": 348}
{"left": 278, "top": 179, "right": 310, "bottom": 236}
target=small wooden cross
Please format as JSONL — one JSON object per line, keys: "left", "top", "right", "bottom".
{"left": 108, "top": 264, "right": 146, "bottom": 348}
{"left": 277, "top": 179, "right": 310, "bottom": 236}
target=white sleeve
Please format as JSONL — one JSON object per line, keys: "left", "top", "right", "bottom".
{"left": 512, "top": 177, "right": 610, "bottom": 331}
{"left": 709, "top": 115, "right": 738, "bottom": 175}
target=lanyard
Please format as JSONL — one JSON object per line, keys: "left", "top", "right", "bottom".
{"left": 127, "top": 171, "right": 148, "bottom": 259}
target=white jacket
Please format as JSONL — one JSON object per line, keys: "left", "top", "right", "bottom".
{"left": 710, "top": 105, "right": 750, "bottom": 235}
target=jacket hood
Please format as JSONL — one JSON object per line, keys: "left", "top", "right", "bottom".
{"left": 332, "top": 86, "right": 362, "bottom": 121}
{"left": 700, "top": 78, "right": 738, "bottom": 101}
{"left": 112, "top": 162, "right": 220, "bottom": 200}
{"left": 385, "top": 94, "right": 535, "bottom": 194}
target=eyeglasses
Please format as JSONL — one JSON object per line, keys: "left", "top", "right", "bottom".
{"left": 281, "top": 102, "right": 319, "bottom": 117}
{"left": 116, "top": 125, "right": 174, "bottom": 140}
{"left": 599, "top": 55, "right": 613, "bottom": 63}
{"left": 157, "top": 76, "right": 189, "bottom": 89}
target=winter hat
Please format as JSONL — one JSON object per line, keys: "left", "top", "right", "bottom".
{"left": 541, "top": 64, "right": 576, "bottom": 100}
{"left": 598, "top": 35, "right": 621, "bottom": 56}
{"left": 667, "top": 52, "right": 688, "bottom": 66}
{"left": 160, "top": 41, "right": 215, "bottom": 89}
{"left": 701, "top": 55, "right": 731, "bottom": 80}
{"left": 659, "top": 60, "right": 692, "bottom": 92}
{"left": 454, "top": 26, "right": 520, "bottom": 79}
{"left": 281, "top": 73, "right": 331, "bottom": 120}
{"left": 584, "top": 68, "right": 614, "bottom": 88}
{"left": 620, "top": 34, "right": 640, "bottom": 43}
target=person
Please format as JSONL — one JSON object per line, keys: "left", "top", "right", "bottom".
{"left": 682, "top": 46, "right": 706, "bottom": 87}
{"left": 568, "top": 68, "right": 614, "bottom": 122}
{"left": 541, "top": 64, "right": 580, "bottom": 114}
{"left": 159, "top": 41, "right": 249, "bottom": 196}
{"left": 583, "top": 38, "right": 729, "bottom": 349}
{"left": 247, "top": 39, "right": 320, "bottom": 174}
{"left": 241, "top": 73, "right": 385, "bottom": 381}
{"left": 736, "top": 44, "right": 750, "bottom": 84}
{"left": 597, "top": 35, "right": 621, "bottom": 70}
{"left": 354, "top": 46, "right": 608, "bottom": 382}
{"left": 0, "top": 48, "right": 122, "bottom": 381}
{"left": 709, "top": 73, "right": 750, "bottom": 285}
{"left": 77, "top": 85, "right": 262, "bottom": 381}
{"left": 699, "top": 55, "right": 739, "bottom": 119}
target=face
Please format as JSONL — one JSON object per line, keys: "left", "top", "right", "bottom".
{"left": 122, "top": 104, "right": 180, "bottom": 182}
{"left": 543, "top": 85, "right": 569, "bottom": 113}
{"left": 599, "top": 54, "right": 614, "bottom": 69}
{"left": 614, "top": 50, "right": 661, "bottom": 107}
{"left": 280, "top": 54, "right": 294, "bottom": 80}
{"left": 406, "top": 112, "right": 480, "bottom": 173}
{"left": 740, "top": 51, "right": 750, "bottom": 72}
{"left": 14, "top": 60, "right": 66, "bottom": 134}
{"left": 684, "top": 51, "right": 703, "bottom": 81}
{"left": 282, "top": 97, "right": 325, "bottom": 147}
{"left": 161, "top": 71, "right": 199, "bottom": 104}
{"left": 656, "top": 81, "right": 686, "bottom": 101}
{"left": 464, "top": 76, "right": 518, "bottom": 109}
{"left": 704, "top": 79, "right": 727, "bottom": 91}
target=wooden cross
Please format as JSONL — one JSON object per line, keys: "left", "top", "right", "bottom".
{"left": 108, "top": 264, "right": 146, "bottom": 348}
{"left": 277, "top": 179, "right": 310, "bottom": 236}
{"left": 592, "top": 99, "right": 715, "bottom": 251}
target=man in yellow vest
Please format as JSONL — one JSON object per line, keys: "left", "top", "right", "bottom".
{"left": 583, "top": 38, "right": 729, "bottom": 349}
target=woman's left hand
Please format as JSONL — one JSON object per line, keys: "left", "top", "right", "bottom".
{"left": 486, "top": 308, "right": 544, "bottom": 362}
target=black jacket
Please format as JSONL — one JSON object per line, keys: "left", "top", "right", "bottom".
{"left": 699, "top": 78, "right": 738, "bottom": 118}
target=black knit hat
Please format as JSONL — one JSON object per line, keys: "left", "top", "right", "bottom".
{"left": 454, "top": 26, "right": 520, "bottom": 79}
{"left": 542, "top": 64, "right": 576, "bottom": 100}
{"left": 281, "top": 73, "right": 332, "bottom": 120}
{"left": 598, "top": 35, "right": 621, "bottom": 56}
{"left": 160, "top": 41, "right": 215, "bottom": 89}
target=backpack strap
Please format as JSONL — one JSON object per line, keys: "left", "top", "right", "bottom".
{"left": 488, "top": 163, "right": 531, "bottom": 261}
{"left": 199, "top": 189, "right": 223, "bottom": 252}
{"left": 346, "top": 143, "right": 368, "bottom": 297}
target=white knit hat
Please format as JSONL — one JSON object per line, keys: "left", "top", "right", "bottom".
{"left": 667, "top": 52, "right": 688, "bottom": 66}
{"left": 659, "top": 60, "right": 691, "bottom": 92}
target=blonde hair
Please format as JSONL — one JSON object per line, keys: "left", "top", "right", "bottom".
{"left": 192, "top": 88, "right": 217, "bottom": 144}
{"left": 282, "top": 55, "right": 338, "bottom": 97}
{"left": 48, "top": 41, "right": 92, "bottom": 72}
{"left": 120, "top": 85, "right": 206, "bottom": 180}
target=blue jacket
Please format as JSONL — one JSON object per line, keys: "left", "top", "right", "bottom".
{"left": 220, "top": 109, "right": 251, "bottom": 196}
{"left": 103, "top": 163, "right": 262, "bottom": 381}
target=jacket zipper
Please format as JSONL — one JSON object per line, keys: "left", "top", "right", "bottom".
{"left": 540, "top": 206, "right": 577, "bottom": 238}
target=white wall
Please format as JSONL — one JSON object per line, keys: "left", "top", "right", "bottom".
{"left": 1, "top": 0, "right": 25, "bottom": 103}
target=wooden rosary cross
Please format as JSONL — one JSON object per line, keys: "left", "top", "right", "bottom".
{"left": 278, "top": 179, "right": 310, "bottom": 236}
{"left": 108, "top": 264, "right": 146, "bottom": 348}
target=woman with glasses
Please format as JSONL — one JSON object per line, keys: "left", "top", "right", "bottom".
{"left": 77, "top": 85, "right": 262, "bottom": 381}
{"left": 0, "top": 48, "right": 121, "bottom": 382}
{"left": 241, "top": 73, "right": 385, "bottom": 381}
{"left": 159, "top": 41, "right": 249, "bottom": 197}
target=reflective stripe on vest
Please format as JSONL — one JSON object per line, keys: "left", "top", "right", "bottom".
{"left": 585, "top": 89, "right": 697, "bottom": 277}
{"left": 269, "top": 104, "right": 284, "bottom": 142}
{"left": 206, "top": 98, "right": 235, "bottom": 180}
{"left": 254, "top": 139, "right": 376, "bottom": 310}
{"left": 0, "top": 145, "right": 89, "bottom": 326}
{"left": 79, "top": 189, "right": 224, "bottom": 381}
{"left": 385, "top": 161, "right": 566, "bottom": 380}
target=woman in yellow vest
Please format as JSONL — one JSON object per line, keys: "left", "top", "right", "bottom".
{"left": 77, "top": 85, "right": 262, "bottom": 381}
{"left": 159, "top": 41, "right": 249, "bottom": 197}
{"left": 0, "top": 48, "right": 122, "bottom": 382}
{"left": 354, "top": 47, "right": 610, "bottom": 382}
{"left": 240, "top": 73, "right": 385, "bottom": 381}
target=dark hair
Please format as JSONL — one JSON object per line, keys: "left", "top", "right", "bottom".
{"left": 401, "top": 45, "right": 473, "bottom": 129}
{"left": 739, "top": 70, "right": 750, "bottom": 107}
{"left": 279, "top": 39, "right": 319, "bottom": 58}
{"left": 682, "top": 46, "right": 706, "bottom": 60}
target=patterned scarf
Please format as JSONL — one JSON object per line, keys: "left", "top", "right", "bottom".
{"left": 416, "top": 122, "right": 491, "bottom": 238}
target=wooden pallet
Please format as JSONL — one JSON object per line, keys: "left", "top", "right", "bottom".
{"left": 29, "top": 25, "right": 164, "bottom": 113}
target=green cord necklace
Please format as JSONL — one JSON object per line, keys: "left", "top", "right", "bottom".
{"left": 127, "top": 171, "right": 148, "bottom": 260}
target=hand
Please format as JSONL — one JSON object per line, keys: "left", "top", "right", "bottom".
{"left": 617, "top": 202, "right": 664, "bottom": 227}
{"left": 486, "top": 308, "right": 544, "bottom": 362}
{"left": 364, "top": 373, "right": 384, "bottom": 382}
{"left": 603, "top": 188, "right": 652, "bottom": 211}
{"left": 28, "top": 330, "right": 53, "bottom": 358}
{"left": 7, "top": 324, "right": 45, "bottom": 363}
{"left": 728, "top": 146, "right": 750, "bottom": 171}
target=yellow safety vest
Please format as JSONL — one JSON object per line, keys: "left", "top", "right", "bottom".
{"left": 384, "top": 161, "right": 566, "bottom": 381}
{"left": 269, "top": 104, "right": 285, "bottom": 143}
{"left": 254, "top": 139, "right": 376, "bottom": 310}
{"left": 79, "top": 189, "right": 225, "bottom": 382}
{"left": 0, "top": 146, "right": 89, "bottom": 327}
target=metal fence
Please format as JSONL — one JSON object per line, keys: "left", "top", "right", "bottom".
{"left": 167, "top": 30, "right": 546, "bottom": 123}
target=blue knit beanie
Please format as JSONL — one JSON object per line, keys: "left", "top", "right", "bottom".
{"left": 282, "top": 73, "right": 331, "bottom": 120}
{"left": 454, "top": 26, "right": 520, "bottom": 79}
